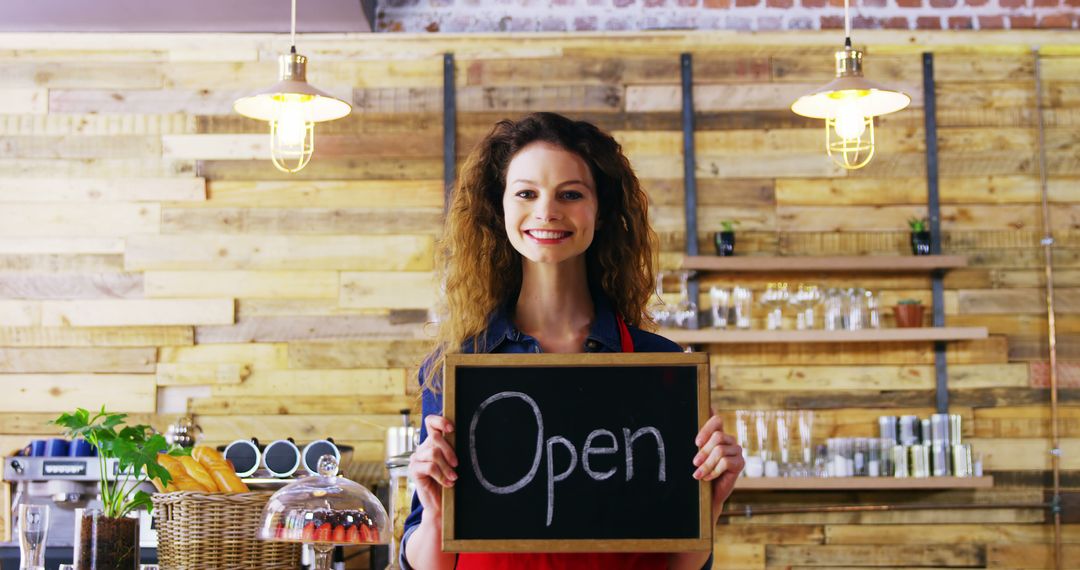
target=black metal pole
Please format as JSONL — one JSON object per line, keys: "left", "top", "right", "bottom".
{"left": 681, "top": 53, "right": 700, "bottom": 328}
{"left": 443, "top": 53, "right": 456, "bottom": 212}
{"left": 923, "top": 52, "right": 948, "bottom": 414}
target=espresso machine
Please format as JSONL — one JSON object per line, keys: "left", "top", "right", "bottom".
{"left": 4, "top": 454, "right": 158, "bottom": 551}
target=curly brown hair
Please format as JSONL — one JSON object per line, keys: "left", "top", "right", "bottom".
{"left": 423, "top": 112, "right": 658, "bottom": 392}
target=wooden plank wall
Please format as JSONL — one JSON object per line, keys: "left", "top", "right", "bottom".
{"left": 0, "top": 31, "right": 1077, "bottom": 567}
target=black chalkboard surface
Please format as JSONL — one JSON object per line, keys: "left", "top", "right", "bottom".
{"left": 442, "top": 352, "right": 711, "bottom": 553}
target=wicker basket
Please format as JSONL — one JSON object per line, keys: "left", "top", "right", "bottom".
{"left": 152, "top": 491, "right": 300, "bottom": 570}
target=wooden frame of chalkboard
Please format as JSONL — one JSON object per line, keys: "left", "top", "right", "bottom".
{"left": 442, "top": 352, "right": 712, "bottom": 553}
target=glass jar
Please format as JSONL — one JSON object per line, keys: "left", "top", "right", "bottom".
{"left": 74, "top": 509, "right": 140, "bottom": 570}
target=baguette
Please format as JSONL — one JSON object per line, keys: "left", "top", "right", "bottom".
{"left": 178, "top": 455, "right": 219, "bottom": 492}
{"left": 156, "top": 454, "right": 211, "bottom": 493}
{"left": 192, "top": 445, "right": 249, "bottom": 493}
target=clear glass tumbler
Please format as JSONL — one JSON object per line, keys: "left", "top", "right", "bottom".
{"left": 18, "top": 504, "right": 49, "bottom": 570}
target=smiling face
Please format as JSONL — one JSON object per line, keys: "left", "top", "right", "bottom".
{"left": 502, "top": 141, "right": 599, "bottom": 267}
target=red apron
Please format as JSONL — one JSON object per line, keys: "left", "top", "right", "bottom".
{"left": 457, "top": 316, "right": 667, "bottom": 570}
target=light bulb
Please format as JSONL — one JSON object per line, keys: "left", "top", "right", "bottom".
{"left": 274, "top": 102, "right": 310, "bottom": 151}
{"left": 834, "top": 104, "right": 867, "bottom": 140}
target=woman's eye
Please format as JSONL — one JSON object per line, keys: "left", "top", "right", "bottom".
{"left": 515, "top": 190, "right": 536, "bottom": 199}
{"left": 561, "top": 191, "right": 584, "bottom": 200}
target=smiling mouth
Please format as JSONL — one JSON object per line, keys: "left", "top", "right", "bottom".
{"left": 525, "top": 230, "right": 573, "bottom": 240}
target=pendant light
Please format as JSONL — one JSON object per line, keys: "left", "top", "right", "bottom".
{"left": 233, "top": 0, "right": 351, "bottom": 173}
{"left": 790, "top": 0, "right": 911, "bottom": 170}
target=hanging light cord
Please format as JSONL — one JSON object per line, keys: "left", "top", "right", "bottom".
{"left": 290, "top": 0, "right": 297, "bottom": 53}
{"left": 844, "top": 0, "right": 852, "bottom": 48}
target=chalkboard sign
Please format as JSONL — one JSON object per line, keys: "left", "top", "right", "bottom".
{"left": 442, "top": 352, "right": 711, "bottom": 553}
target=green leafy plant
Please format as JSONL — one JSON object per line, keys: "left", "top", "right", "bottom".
{"left": 897, "top": 298, "right": 923, "bottom": 305}
{"left": 720, "top": 220, "right": 738, "bottom": 233}
{"left": 908, "top": 217, "right": 928, "bottom": 232}
{"left": 52, "top": 406, "right": 185, "bottom": 518}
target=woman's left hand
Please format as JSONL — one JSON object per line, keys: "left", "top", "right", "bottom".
{"left": 692, "top": 413, "right": 744, "bottom": 518}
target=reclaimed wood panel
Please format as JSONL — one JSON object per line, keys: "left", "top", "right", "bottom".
{"left": 210, "top": 369, "right": 406, "bottom": 397}
{"left": 340, "top": 271, "right": 436, "bottom": 310}
{"left": 0, "top": 89, "right": 47, "bottom": 114}
{"left": 0, "top": 347, "right": 155, "bottom": 373}
{"left": 189, "top": 394, "right": 415, "bottom": 415}
{"left": 0, "top": 326, "right": 193, "bottom": 347}
{"left": 0, "top": 177, "right": 204, "bottom": 202}
{"left": 197, "top": 180, "right": 444, "bottom": 209}
{"left": 0, "top": 203, "right": 160, "bottom": 237}
{"left": 158, "top": 343, "right": 288, "bottom": 369}
{"left": 161, "top": 207, "right": 443, "bottom": 235}
{"left": 124, "top": 234, "right": 435, "bottom": 271}
{"left": 155, "top": 362, "right": 246, "bottom": 386}
{"left": 0, "top": 374, "right": 155, "bottom": 413}
{"left": 144, "top": 271, "right": 338, "bottom": 299}
{"left": 40, "top": 298, "right": 234, "bottom": 327}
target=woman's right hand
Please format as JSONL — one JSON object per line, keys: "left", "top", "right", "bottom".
{"left": 408, "top": 415, "right": 459, "bottom": 517}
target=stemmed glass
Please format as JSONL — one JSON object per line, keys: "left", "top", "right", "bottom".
{"left": 789, "top": 284, "right": 822, "bottom": 330}
{"left": 648, "top": 270, "right": 673, "bottom": 327}
{"left": 673, "top": 271, "right": 698, "bottom": 329}
{"left": 760, "top": 283, "right": 789, "bottom": 331}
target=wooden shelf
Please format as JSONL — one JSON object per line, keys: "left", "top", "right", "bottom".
{"left": 660, "top": 327, "right": 989, "bottom": 344}
{"left": 681, "top": 255, "right": 968, "bottom": 273}
{"left": 734, "top": 476, "right": 994, "bottom": 491}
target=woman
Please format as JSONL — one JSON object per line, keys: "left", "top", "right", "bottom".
{"left": 402, "top": 112, "right": 744, "bottom": 570}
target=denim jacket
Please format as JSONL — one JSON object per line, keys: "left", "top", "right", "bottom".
{"left": 400, "top": 293, "right": 689, "bottom": 569}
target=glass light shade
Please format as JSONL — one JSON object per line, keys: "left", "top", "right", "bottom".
{"left": 258, "top": 455, "right": 388, "bottom": 570}
{"left": 826, "top": 115, "right": 875, "bottom": 170}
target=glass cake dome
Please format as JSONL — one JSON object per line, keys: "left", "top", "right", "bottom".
{"left": 258, "top": 454, "right": 389, "bottom": 569}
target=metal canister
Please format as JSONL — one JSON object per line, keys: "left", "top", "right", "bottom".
{"left": 931, "top": 413, "right": 950, "bottom": 446}
{"left": 952, "top": 444, "right": 973, "bottom": 477}
{"left": 949, "top": 414, "right": 963, "bottom": 446}
{"left": 899, "top": 415, "right": 920, "bottom": 446}
{"left": 909, "top": 444, "right": 930, "bottom": 478}
{"left": 892, "top": 445, "right": 909, "bottom": 478}
{"left": 931, "top": 444, "right": 949, "bottom": 477}
{"left": 878, "top": 416, "right": 898, "bottom": 445}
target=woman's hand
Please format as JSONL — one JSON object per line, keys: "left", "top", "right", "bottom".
{"left": 408, "top": 415, "right": 459, "bottom": 518}
{"left": 692, "top": 413, "right": 744, "bottom": 519}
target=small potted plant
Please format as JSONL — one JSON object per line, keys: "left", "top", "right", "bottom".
{"left": 909, "top": 217, "right": 931, "bottom": 256}
{"left": 53, "top": 407, "right": 184, "bottom": 570}
{"left": 714, "top": 220, "right": 737, "bottom": 257}
{"left": 893, "top": 298, "right": 925, "bottom": 328}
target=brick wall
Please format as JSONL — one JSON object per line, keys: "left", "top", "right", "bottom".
{"left": 377, "top": 0, "right": 1079, "bottom": 32}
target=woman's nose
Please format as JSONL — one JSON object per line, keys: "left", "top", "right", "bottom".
{"left": 533, "top": 196, "right": 562, "bottom": 221}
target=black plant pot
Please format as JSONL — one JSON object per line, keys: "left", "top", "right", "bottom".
{"left": 714, "top": 231, "right": 735, "bottom": 257}
{"left": 910, "top": 231, "right": 931, "bottom": 256}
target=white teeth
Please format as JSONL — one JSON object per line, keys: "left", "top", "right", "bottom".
{"left": 529, "top": 230, "right": 569, "bottom": 239}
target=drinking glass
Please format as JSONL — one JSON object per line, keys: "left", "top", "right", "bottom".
{"left": 18, "top": 504, "right": 49, "bottom": 570}
{"left": 673, "top": 271, "right": 699, "bottom": 329}
{"left": 732, "top": 286, "right": 753, "bottom": 329}
{"left": 797, "top": 410, "right": 815, "bottom": 473}
{"left": 823, "top": 288, "right": 844, "bottom": 331}
{"left": 864, "top": 289, "right": 881, "bottom": 329}
{"left": 846, "top": 288, "right": 866, "bottom": 330}
{"left": 709, "top": 286, "right": 730, "bottom": 329}
{"left": 760, "top": 283, "right": 789, "bottom": 331}
{"left": 790, "top": 284, "right": 822, "bottom": 330}
{"left": 774, "top": 411, "right": 793, "bottom": 473}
